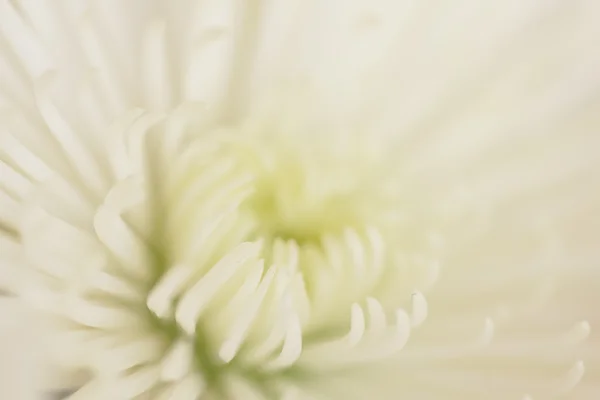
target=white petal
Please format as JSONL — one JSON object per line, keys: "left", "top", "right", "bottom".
{"left": 0, "top": 298, "right": 48, "bottom": 400}
{"left": 141, "top": 20, "right": 173, "bottom": 111}
{"left": 175, "top": 241, "right": 262, "bottom": 335}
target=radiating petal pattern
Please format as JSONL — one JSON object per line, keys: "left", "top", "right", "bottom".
{"left": 0, "top": 1, "right": 599, "bottom": 399}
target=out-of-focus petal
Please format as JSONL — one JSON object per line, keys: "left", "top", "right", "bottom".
{"left": 0, "top": 298, "right": 48, "bottom": 400}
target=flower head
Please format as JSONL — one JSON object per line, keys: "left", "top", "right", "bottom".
{"left": 1, "top": 1, "right": 599, "bottom": 399}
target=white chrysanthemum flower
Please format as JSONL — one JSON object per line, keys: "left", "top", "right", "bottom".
{"left": 1, "top": 1, "right": 599, "bottom": 399}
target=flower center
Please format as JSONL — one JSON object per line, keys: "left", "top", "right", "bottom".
{"left": 245, "top": 152, "right": 370, "bottom": 248}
